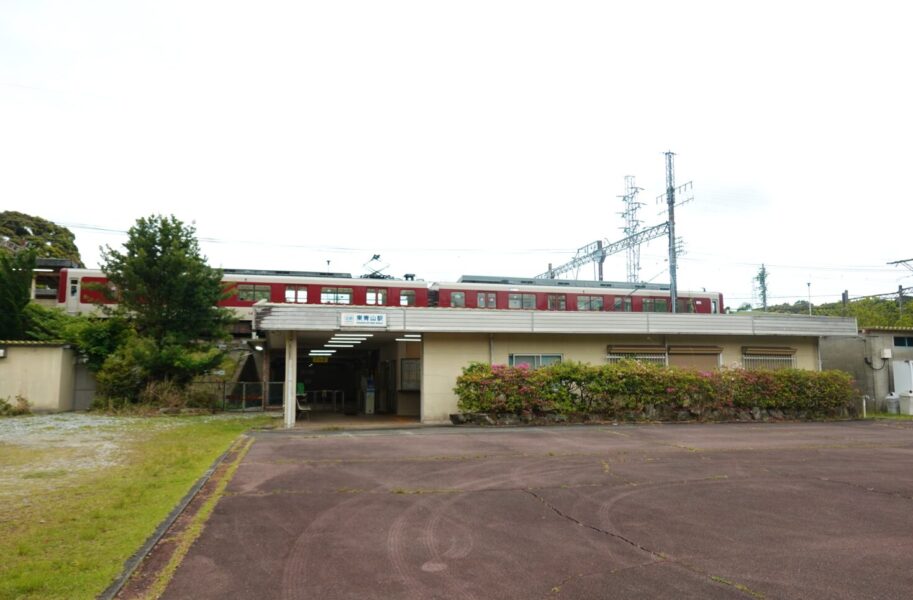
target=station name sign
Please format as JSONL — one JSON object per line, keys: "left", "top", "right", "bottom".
{"left": 340, "top": 313, "right": 387, "bottom": 328}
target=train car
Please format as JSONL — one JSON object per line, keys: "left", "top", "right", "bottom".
{"left": 56, "top": 269, "right": 723, "bottom": 318}
{"left": 56, "top": 268, "right": 431, "bottom": 320}
{"left": 434, "top": 275, "right": 723, "bottom": 314}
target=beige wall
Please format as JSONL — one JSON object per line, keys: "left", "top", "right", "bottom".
{"left": 0, "top": 345, "right": 75, "bottom": 412}
{"left": 422, "top": 334, "right": 489, "bottom": 423}
{"left": 600, "top": 334, "right": 819, "bottom": 370}
{"left": 419, "top": 333, "right": 821, "bottom": 423}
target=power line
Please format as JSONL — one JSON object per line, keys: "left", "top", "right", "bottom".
{"left": 56, "top": 222, "right": 576, "bottom": 255}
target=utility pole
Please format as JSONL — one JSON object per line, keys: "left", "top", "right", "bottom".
{"left": 659, "top": 152, "right": 692, "bottom": 313}
{"left": 755, "top": 264, "right": 769, "bottom": 311}
{"left": 888, "top": 259, "right": 912, "bottom": 317}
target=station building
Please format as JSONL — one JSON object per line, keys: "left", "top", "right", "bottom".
{"left": 251, "top": 303, "right": 859, "bottom": 428}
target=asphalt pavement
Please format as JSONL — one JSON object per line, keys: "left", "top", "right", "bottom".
{"left": 161, "top": 420, "right": 913, "bottom": 599}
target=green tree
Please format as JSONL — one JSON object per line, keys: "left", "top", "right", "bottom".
{"left": 0, "top": 211, "right": 83, "bottom": 265}
{"left": 0, "top": 250, "right": 37, "bottom": 339}
{"left": 99, "top": 215, "right": 234, "bottom": 387}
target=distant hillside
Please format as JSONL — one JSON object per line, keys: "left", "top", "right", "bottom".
{"left": 761, "top": 296, "right": 912, "bottom": 329}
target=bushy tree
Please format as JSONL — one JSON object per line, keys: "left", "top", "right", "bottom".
{"left": 99, "top": 215, "right": 234, "bottom": 388}
{"left": 0, "top": 211, "right": 83, "bottom": 266}
{"left": 0, "top": 250, "right": 36, "bottom": 339}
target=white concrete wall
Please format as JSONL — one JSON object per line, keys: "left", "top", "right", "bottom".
{"left": 0, "top": 345, "right": 74, "bottom": 412}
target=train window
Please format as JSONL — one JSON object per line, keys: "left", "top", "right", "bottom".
{"left": 547, "top": 294, "right": 566, "bottom": 311}
{"left": 577, "top": 295, "right": 603, "bottom": 311}
{"left": 285, "top": 285, "right": 308, "bottom": 303}
{"left": 70, "top": 278, "right": 78, "bottom": 297}
{"left": 676, "top": 298, "right": 695, "bottom": 313}
{"left": 366, "top": 288, "right": 387, "bottom": 305}
{"left": 399, "top": 290, "right": 416, "bottom": 306}
{"left": 509, "top": 293, "right": 536, "bottom": 309}
{"left": 643, "top": 298, "right": 668, "bottom": 313}
{"left": 477, "top": 292, "right": 497, "bottom": 308}
{"left": 450, "top": 292, "right": 465, "bottom": 308}
{"left": 238, "top": 284, "right": 271, "bottom": 302}
{"left": 614, "top": 297, "right": 633, "bottom": 312}
{"left": 321, "top": 287, "right": 353, "bottom": 304}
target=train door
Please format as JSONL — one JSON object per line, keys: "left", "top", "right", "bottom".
{"left": 65, "top": 275, "right": 81, "bottom": 313}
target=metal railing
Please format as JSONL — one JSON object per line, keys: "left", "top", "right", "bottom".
{"left": 297, "top": 389, "right": 346, "bottom": 412}
{"left": 222, "top": 382, "right": 264, "bottom": 411}
{"left": 187, "top": 382, "right": 351, "bottom": 412}
{"left": 742, "top": 355, "right": 797, "bottom": 371}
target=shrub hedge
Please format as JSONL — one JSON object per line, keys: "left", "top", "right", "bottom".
{"left": 454, "top": 361, "right": 857, "bottom": 421}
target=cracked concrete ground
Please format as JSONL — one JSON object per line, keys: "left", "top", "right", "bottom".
{"left": 162, "top": 421, "right": 913, "bottom": 599}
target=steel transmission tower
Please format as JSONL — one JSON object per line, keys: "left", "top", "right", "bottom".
{"left": 619, "top": 176, "right": 644, "bottom": 283}
{"left": 537, "top": 156, "right": 692, "bottom": 289}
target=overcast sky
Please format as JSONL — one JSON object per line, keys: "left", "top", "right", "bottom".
{"left": 2, "top": 1, "right": 911, "bottom": 309}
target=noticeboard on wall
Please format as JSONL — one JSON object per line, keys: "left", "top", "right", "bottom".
{"left": 400, "top": 358, "right": 420, "bottom": 391}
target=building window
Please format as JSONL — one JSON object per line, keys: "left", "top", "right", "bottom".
{"left": 614, "top": 297, "right": 633, "bottom": 312}
{"left": 508, "top": 293, "right": 536, "bottom": 309}
{"left": 285, "top": 285, "right": 308, "bottom": 303}
{"left": 450, "top": 291, "right": 465, "bottom": 308}
{"left": 238, "top": 284, "right": 271, "bottom": 302}
{"left": 399, "top": 290, "right": 416, "bottom": 306}
{"left": 895, "top": 337, "right": 913, "bottom": 347}
{"left": 477, "top": 292, "right": 497, "bottom": 308}
{"left": 321, "top": 287, "right": 353, "bottom": 304}
{"left": 667, "top": 346, "right": 722, "bottom": 370}
{"left": 577, "top": 295, "right": 603, "bottom": 311}
{"left": 366, "top": 288, "right": 387, "bottom": 305}
{"left": 606, "top": 345, "right": 667, "bottom": 365}
{"left": 509, "top": 354, "right": 562, "bottom": 368}
{"left": 547, "top": 294, "right": 566, "bottom": 311}
{"left": 643, "top": 298, "right": 668, "bottom": 313}
{"left": 741, "top": 347, "right": 797, "bottom": 370}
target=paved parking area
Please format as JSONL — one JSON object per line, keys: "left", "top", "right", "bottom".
{"left": 163, "top": 421, "right": 913, "bottom": 599}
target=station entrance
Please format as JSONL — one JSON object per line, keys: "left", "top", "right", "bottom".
{"left": 262, "top": 331, "right": 421, "bottom": 422}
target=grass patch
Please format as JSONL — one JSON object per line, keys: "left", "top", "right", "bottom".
{"left": 867, "top": 412, "right": 913, "bottom": 420}
{"left": 21, "top": 469, "right": 69, "bottom": 480}
{"left": 0, "top": 414, "right": 272, "bottom": 600}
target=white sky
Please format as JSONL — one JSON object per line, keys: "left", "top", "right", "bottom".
{"left": 2, "top": 1, "right": 911, "bottom": 309}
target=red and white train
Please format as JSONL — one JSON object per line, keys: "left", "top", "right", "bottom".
{"left": 56, "top": 269, "right": 724, "bottom": 319}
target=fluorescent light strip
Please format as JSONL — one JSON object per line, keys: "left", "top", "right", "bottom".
{"left": 329, "top": 337, "right": 362, "bottom": 342}
{"left": 404, "top": 334, "right": 421, "bottom": 338}
{"left": 335, "top": 333, "right": 373, "bottom": 338}
{"left": 309, "top": 350, "right": 336, "bottom": 354}
{"left": 395, "top": 338, "right": 422, "bottom": 342}
{"left": 325, "top": 344, "right": 354, "bottom": 348}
